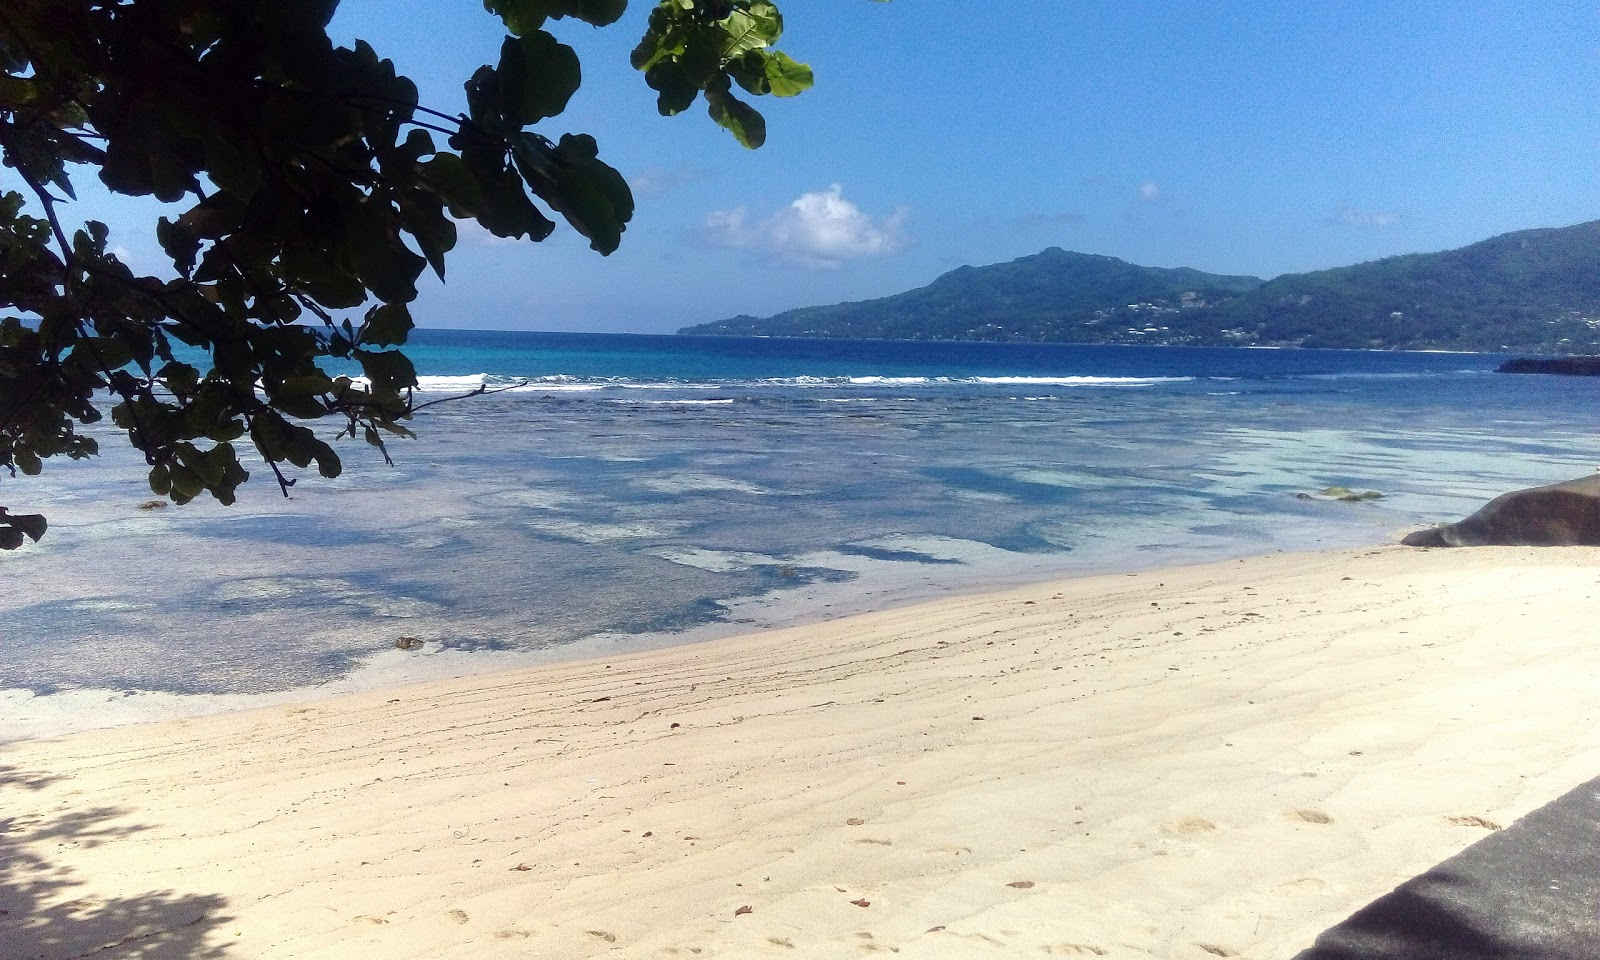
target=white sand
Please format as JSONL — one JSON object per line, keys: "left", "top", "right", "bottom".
{"left": 4, "top": 544, "right": 1600, "bottom": 959}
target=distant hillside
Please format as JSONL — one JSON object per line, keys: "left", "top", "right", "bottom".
{"left": 683, "top": 248, "right": 1264, "bottom": 342}
{"left": 1203, "top": 222, "right": 1600, "bottom": 350}
{"left": 681, "top": 221, "right": 1600, "bottom": 352}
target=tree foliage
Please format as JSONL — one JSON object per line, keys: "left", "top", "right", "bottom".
{"left": 0, "top": 0, "right": 815, "bottom": 548}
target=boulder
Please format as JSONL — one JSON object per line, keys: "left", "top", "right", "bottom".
{"left": 1402, "top": 473, "right": 1600, "bottom": 547}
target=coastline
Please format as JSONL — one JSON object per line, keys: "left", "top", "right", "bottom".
{"left": 5, "top": 543, "right": 1600, "bottom": 958}
{"left": 0, "top": 530, "right": 1389, "bottom": 746}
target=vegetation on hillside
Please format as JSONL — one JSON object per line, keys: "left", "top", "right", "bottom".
{"left": 685, "top": 248, "right": 1265, "bottom": 342}
{"left": 683, "top": 221, "right": 1600, "bottom": 353}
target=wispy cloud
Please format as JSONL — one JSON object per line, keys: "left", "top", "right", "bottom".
{"left": 1138, "top": 182, "right": 1162, "bottom": 202}
{"left": 1325, "top": 206, "right": 1399, "bottom": 229}
{"left": 630, "top": 165, "right": 708, "bottom": 198}
{"left": 702, "top": 184, "right": 910, "bottom": 268}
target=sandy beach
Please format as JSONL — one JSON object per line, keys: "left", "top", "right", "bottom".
{"left": 4, "top": 543, "right": 1599, "bottom": 959}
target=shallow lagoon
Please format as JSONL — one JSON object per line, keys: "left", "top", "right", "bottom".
{"left": 5, "top": 334, "right": 1600, "bottom": 729}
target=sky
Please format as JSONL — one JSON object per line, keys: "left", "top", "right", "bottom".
{"left": 75, "top": 1, "right": 1600, "bottom": 333}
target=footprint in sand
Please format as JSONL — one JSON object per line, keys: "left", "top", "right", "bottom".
{"left": 494, "top": 929, "right": 532, "bottom": 941}
{"left": 846, "top": 931, "right": 899, "bottom": 955}
{"left": 855, "top": 838, "right": 893, "bottom": 845}
{"left": 1196, "top": 945, "right": 1240, "bottom": 957}
{"left": 1446, "top": 815, "right": 1502, "bottom": 830}
{"left": 928, "top": 844, "right": 972, "bottom": 856}
{"left": 767, "top": 936, "right": 796, "bottom": 948}
{"left": 588, "top": 930, "right": 617, "bottom": 943}
{"left": 1163, "top": 816, "right": 1217, "bottom": 835}
{"left": 1289, "top": 809, "right": 1333, "bottom": 824}
{"left": 1044, "top": 945, "right": 1107, "bottom": 956}
{"left": 445, "top": 909, "right": 469, "bottom": 925}
{"left": 352, "top": 915, "right": 387, "bottom": 925}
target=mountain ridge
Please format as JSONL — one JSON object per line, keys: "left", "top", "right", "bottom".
{"left": 680, "top": 221, "right": 1600, "bottom": 353}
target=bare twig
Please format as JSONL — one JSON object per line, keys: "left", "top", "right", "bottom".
{"left": 408, "top": 378, "right": 532, "bottom": 414}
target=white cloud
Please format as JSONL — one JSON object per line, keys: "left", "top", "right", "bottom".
{"left": 1327, "top": 206, "right": 1399, "bottom": 229}
{"left": 702, "top": 184, "right": 910, "bottom": 268}
{"left": 1138, "top": 182, "right": 1161, "bottom": 202}
{"left": 452, "top": 216, "right": 524, "bottom": 248}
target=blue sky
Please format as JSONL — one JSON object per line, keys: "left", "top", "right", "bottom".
{"left": 90, "top": 1, "right": 1600, "bottom": 333}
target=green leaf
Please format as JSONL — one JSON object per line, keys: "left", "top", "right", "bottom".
{"left": 485, "top": 0, "right": 626, "bottom": 33}
{"left": 645, "top": 60, "right": 700, "bottom": 116}
{"left": 363, "top": 303, "right": 415, "bottom": 347}
{"left": 169, "top": 463, "right": 205, "bottom": 502}
{"left": 398, "top": 190, "right": 457, "bottom": 280}
{"left": 744, "top": 1, "right": 785, "bottom": 39}
{"left": 0, "top": 74, "right": 36, "bottom": 107}
{"left": 719, "top": 10, "right": 772, "bottom": 59}
{"left": 157, "top": 217, "right": 202, "bottom": 276}
{"left": 471, "top": 162, "right": 556, "bottom": 241}
{"left": 271, "top": 386, "right": 330, "bottom": 420}
{"left": 485, "top": 0, "right": 549, "bottom": 35}
{"left": 342, "top": 196, "right": 425, "bottom": 303}
{"left": 762, "top": 50, "right": 813, "bottom": 97}
{"left": 420, "top": 153, "right": 485, "bottom": 214}
{"left": 81, "top": 336, "right": 134, "bottom": 371}
{"left": 498, "top": 32, "right": 582, "bottom": 125}
{"left": 513, "top": 133, "right": 634, "bottom": 253}
{"left": 568, "top": 0, "right": 628, "bottom": 26}
{"left": 160, "top": 361, "right": 201, "bottom": 394}
{"left": 204, "top": 443, "right": 249, "bottom": 506}
{"left": 356, "top": 349, "right": 419, "bottom": 396}
{"left": 706, "top": 83, "right": 766, "bottom": 149}
{"left": 399, "top": 128, "right": 436, "bottom": 163}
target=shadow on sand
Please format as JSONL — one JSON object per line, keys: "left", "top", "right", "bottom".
{"left": 0, "top": 763, "right": 233, "bottom": 959}
{"left": 1295, "top": 774, "right": 1600, "bottom": 960}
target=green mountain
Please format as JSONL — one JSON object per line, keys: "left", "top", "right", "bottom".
{"left": 680, "top": 221, "right": 1600, "bottom": 352}
{"left": 682, "top": 248, "right": 1265, "bottom": 343}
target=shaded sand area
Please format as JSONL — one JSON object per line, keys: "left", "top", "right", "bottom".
{"left": 4, "top": 545, "right": 1600, "bottom": 959}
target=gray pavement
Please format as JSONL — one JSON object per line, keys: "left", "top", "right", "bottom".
{"left": 1294, "top": 775, "right": 1600, "bottom": 960}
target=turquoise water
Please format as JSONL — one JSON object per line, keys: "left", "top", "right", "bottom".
{"left": 5, "top": 331, "right": 1600, "bottom": 705}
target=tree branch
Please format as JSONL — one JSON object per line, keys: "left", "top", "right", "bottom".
{"left": 407, "top": 379, "right": 532, "bottom": 414}
{"left": 243, "top": 411, "right": 296, "bottom": 498}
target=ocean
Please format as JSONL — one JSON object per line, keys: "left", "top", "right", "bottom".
{"left": 5, "top": 330, "right": 1600, "bottom": 731}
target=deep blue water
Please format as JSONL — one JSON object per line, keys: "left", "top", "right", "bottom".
{"left": 398, "top": 328, "right": 1496, "bottom": 382}
{"left": 5, "top": 330, "right": 1599, "bottom": 713}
